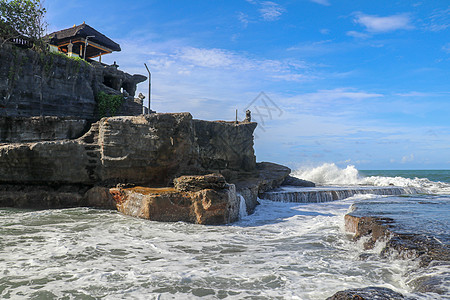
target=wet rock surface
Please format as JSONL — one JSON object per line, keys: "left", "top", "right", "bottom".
{"left": 326, "top": 287, "right": 405, "bottom": 300}
{"left": 344, "top": 196, "right": 450, "bottom": 295}
{"left": 233, "top": 162, "right": 291, "bottom": 214}
{"left": 113, "top": 175, "right": 239, "bottom": 225}
{"left": 281, "top": 175, "right": 315, "bottom": 187}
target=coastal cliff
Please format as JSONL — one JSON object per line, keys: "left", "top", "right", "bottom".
{"left": 0, "top": 42, "right": 145, "bottom": 119}
{"left": 0, "top": 113, "right": 289, "bottom": 223}
{"left": 0, "top": 42, "right": 291, "bottom": 224}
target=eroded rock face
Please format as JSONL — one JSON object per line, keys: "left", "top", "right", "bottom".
{"left": 326, "top": 287, "right": 405, "bottom": 300}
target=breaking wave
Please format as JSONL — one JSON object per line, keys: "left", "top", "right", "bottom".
{"left": 292, "top": 163, "right": 450, "bottom": 194}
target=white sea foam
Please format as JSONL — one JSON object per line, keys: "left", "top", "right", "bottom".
{"left": 292, "top": 163, "right": 450, "bottom": 194}
{"left": 0, "top": 201, "right": 426, "bottom": 299}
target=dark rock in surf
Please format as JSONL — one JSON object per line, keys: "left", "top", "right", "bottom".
{"left": 326, "top": 286, "right": 405, "bottom": 299}
{"left": 281, "top": 175, "right": 315, "bottom": 187}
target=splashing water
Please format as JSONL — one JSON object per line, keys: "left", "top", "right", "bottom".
{"left": 238, "top": 194, "right": 248, "bottom": 219}
{"left": 292, "top": 163, "right": 450, "bottom": 194}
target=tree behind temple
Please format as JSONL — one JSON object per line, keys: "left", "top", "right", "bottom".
{"left": 0, "top": 0, "right": 47, "bottom": 50}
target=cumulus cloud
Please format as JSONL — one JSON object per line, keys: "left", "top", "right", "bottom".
{"left": 354, "top": 13, "right": 414, "bottom": 33}
{"left": 259, "top": 1, "right": 285, "bottom": 21}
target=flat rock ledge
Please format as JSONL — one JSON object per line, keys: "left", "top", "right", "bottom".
{"left": 326, "top": 287, "right": 405, "bottom": 300}
{"left": 113, "top": 174, "right": 239, "bottom": 225}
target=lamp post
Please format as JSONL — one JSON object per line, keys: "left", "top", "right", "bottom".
{"left": 144, "top": 63, "right": 151, "bottom": 114}
{"left": 83, "top": 35, "right": 95, "bottom": 60}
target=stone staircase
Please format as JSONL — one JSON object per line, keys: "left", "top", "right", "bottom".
{"left": 78, "top": 121, "right": 101, "bottom": 181}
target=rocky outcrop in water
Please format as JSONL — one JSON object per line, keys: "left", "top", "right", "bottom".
{"left": 112, "top": 173, "right": 239, "bottom": 224}
{"left": 234, "top": 162, "right": 291, "bottom": 214}
{"left": 344, "top": 199, "right": 450, "bottom": 295}
{"left": 281, "top": 175, "right": 315, "bottom": 187}
{"left": 326, "top": 287, "right": 405, "bottom": 300}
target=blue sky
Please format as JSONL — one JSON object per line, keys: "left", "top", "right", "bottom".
{"left": 45, "top": 0, "right": 450, "bottom": 170}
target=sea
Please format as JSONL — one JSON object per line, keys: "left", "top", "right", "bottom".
{"left": 0, "top": 164, "right": 449, "bottom": 299}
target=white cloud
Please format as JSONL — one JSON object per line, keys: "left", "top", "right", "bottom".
{"left": 259, "top": 1, "right": 285, "bottom": 21}
{"left": 346, "top": 31, "right": 370, "bottom": 39}
{"left": 178, "top": 47, "right": 236, "bottom": 68}
{"left": 320, "top": 28, "right": 330, "bottom": 35}
{"left": 238, "top": 12, "right": 250, "bottom": 27}
{"left": 301, "top": 88, "right": 384, "bottom": 102}
{"left": 401, "top": 154, "right": 414, "bottom": 163}
{"left": 309, "top": 0, "right": 330, "bottom": 6}
{"left": 426, "top": 8, "right": 450, "bottom": 32}
{"left": 354, "top": 13, "right": 414, "bottom": 33}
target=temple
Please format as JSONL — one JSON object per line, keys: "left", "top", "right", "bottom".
{"left": 46, "top": 22, "right": 121, "bottom": 62}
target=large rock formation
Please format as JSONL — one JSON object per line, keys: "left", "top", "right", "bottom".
{"left": 0, "top": 113, "right": 257, "bottom": 186}
{"left": 0, "top": 42, "right": 145, "bottom": 119}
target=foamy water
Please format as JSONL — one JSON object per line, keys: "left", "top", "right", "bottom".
{"left": 292, "top": 163, "right": 450, "bottom": 194}
{"left": 0, "top": 164, "right": 448, "bottom": 299}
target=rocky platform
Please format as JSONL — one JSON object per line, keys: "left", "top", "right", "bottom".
{"left": 343, "top": 196, "right": 450, "bottom": 296}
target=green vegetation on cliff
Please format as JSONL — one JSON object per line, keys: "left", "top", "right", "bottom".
{"left": 96, "top": 91, "right": 124, "bottom": 117}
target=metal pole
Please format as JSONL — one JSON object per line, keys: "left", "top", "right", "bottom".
{"left": 144, "top": 63, "right": 151, "bottom": 114}
{"left": 83, "top": 36, "right": 95, "bottom": 60}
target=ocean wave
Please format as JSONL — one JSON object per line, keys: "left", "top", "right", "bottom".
{"left": 292, "top": 163, "right": 450, "bottom": 194}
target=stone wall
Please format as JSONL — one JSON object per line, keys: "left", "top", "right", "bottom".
{"left": 0, "top": 43, "right": 146, "bottom": 119}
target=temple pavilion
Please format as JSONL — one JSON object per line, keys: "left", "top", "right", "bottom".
{"left": 46, "top": 22, "right": 121, "bottom": 62}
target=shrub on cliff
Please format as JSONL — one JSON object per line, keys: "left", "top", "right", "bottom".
{"left": 0, "top": 0, "right": 47, "bottom": 51}
{"left": 96, "top": 91, "right": 124, "bottom": 118}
